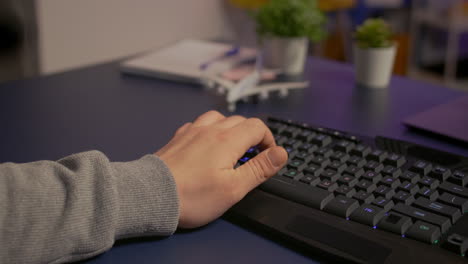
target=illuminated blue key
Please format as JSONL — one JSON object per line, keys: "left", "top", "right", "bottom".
{"left": 239, "top": 157, "right": 250, "bottom": 164}
{"left": 350, "top": 204, "right": 385, "bottom": 226}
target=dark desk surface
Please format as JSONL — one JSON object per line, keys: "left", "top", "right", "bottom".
{"left": 1, "top": 58, "right": 467, "bottom": 263}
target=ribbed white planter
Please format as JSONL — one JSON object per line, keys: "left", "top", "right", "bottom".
{"left": 262, "top": 36, "right": 308, "bottom": 75}
{"left": 354, "top": 44, "right": 396, "bottom": 88}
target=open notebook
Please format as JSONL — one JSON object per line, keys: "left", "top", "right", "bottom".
{"left": 120, "top": 39, "right": 257, "bottom": 84}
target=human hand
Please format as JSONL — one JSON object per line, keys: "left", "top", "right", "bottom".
{"left": 156, "top": 111, "right": 288, "bottom": 229}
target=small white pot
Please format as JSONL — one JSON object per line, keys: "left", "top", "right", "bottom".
{"left": 262, "top": 36, "right": 309, "bottom": 75}
{"left": 354, "top": 44, "right": 397, "bottom": 88}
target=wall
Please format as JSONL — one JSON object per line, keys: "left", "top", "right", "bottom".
{"left": 36, "top": 0, "right": 232, "bottom": 74}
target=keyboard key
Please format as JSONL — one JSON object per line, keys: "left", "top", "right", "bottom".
{"left": 303, "top": 165, "right": 323, "bottom": 177}
{"left": 324, "top": 195, "right": 360, "bottom": 218}
{"left": 406, "top": 221, "right": 441, "bottom": 244}
{"left": 326, "top": 161, "right": 347, "bottom": 174}
{"left": 298, "top": 143, "right": 317, "bottom": 153}
{"left": 353, "top": 191, "right": 375, "bottom": 204}
{"left": 346, "top": 156, "right": 366, "bottom": 168}
{"left": 334, "top": 185, "right": 357, "bottom": 198}
{"left": 299, "top": 175, "right": 320, "bottom": 186}
{"left": 398, "top": 181, "right": 420, "bottom": 195}
{"left": 399, "top": 171, "right": 421, "bottom": 184}
{"left": 349, "top": 144, "right": 371, "bottom": 157}
{"left": 309, "top": 156, "right": 330, "bottom": 167}
{"left": 244, "top": 147, "right": 258, "bottom": 158}
{"left": 312, "top": 127, "right": 327, "bottom": 134}
{"left": 392, "top": 203, "right": 451, "bottom": 233}
{"left": 294, "top": 151, "right": 313, "bottom": 162}
{"left": 437, "top": 193, "right": 468, "bottom": 213}
{"left": 367, "top": 150, "right": 387, "bottom": 162}
{"left": 314, "top": 147, "right": 333, "bottom": 157}
{"left": 373, "top": 185, "right": 395, "bottom": 199}
{"left": 282, "top": 169, "right": 302, "bottom": 180}
{"left": 392, "top": 191, "right": 415, "bottom": 205}
{"left": 441, "top": 233, "right": 468, "bottom": 256}
{"left": 363, "top": 161, "right": 384, "bottom": 173}
{"left": 380, "top": 176, "right": 400, "bottom": 188}
{"left": 448, "top": 171, "right": 468, "bottom": 186}
{"left": 410, "top": 160, "right": 432, "bottom": 175}
{"left": 329, "top": 130, "right": 344, "bottom": 139}
{"left": 416, "top": 187, "right": 439, "bottom": 201}
{"left": 283, "top": 138, "right": 301, "bottom": 148}
{"left": 333, "top": 140, "right": 355, "bottom": 153}
{"left": 317, "top": 179, "right": 338, "bottom": 192}
{"left": 441, "top": 215, "right": 468, "bottom": 255}
{"left": 361, "top": 171, "right": 382, "bottom": 183}
{"left": 439, "top": 182, "right": 468, "bottom": 199}
{"left": 283, "top": 146, "right": 297, "bottom": 158}
{"left": 260, "top": 177, "right": 334, "bottom": 210}
{"left": 418, "top": 176, "right": 439, "bottom": 189}
{"left": 287, "top": 159, "right": 307, "bottom": 170}
{"left": 239, "top": 156, "right": 250, "bottom": 165}
{"left": 311, "top": 134, "right": 332, "bottom": 147}
{"left": 350, "top": 204, "right": 386, "bottom": 226}
{"left": 343, "top": 166, "right": 364, "bottom": 178}
{"left": 381, "top": 166, "right": 402, "bottom": 178}
{"left": 296, "top": 130, "right": 315, "bottom": 142}
{"left": 378, "top": 212, "right": 412, "bottom": 235}
{"left": 413, "top": 197, "right": 461, "bottom": 224}
{"left": 372, "top": 196, "right": 395, "bottom": 211}
{"left": 281, "top": 126, "right": 300, "bottom": 138}
{"left": 343, "top": 134, "right": 360, "bottom": 143}
{"left": 320, "top": 169, "right": 341, "bottom": 182}
{"left": 429, "top": 166, "right": 451, "bottom": 182}
{"left": 274, "top": 135, "right": 288, "bottom": 145}
{"left": 355, "top": 180, "right": 377, "bottom": 193}
{"left": 337, "top": 175, "right": 359, "bottom": 187}
{"left": 330, "top": 151, "right": 349, "bottom": 163}
{"left": 383, "top": 153, "right": 406, "bottom": 168}
{"left": 267, "top": 122, "right": 287, "bottom": 134}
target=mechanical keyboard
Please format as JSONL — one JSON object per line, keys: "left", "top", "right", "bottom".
{"left": 226, "top": 117, "right": 468, "bottom": 264}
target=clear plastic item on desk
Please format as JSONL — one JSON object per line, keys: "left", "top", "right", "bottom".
{"left": 201, "top": 52, "right": 309, "bottom": 112}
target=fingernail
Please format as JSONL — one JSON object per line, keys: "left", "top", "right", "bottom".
{"left": 268, "top": 147, "right": 286, "bottom": 167}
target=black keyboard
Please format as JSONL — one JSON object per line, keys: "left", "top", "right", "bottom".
{"left": 228, "top": 117, "right": 468, "bottom": 263}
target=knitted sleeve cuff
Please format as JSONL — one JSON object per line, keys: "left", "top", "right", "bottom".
{"left": 112, "top": 155, "right": 179, "bottom": 239}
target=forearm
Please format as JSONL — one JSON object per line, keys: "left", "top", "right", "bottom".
{"left": 0, "top": 151, "right": 179, "bottom": 264}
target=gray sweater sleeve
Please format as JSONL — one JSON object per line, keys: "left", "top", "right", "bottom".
{"left": 0, "top": 150, "right": 180, "bottom": 264}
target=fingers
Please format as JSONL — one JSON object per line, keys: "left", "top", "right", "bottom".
{"left": 228, "top": 118, "right": 276, "bottom": 154}
{"left": 234, "top": 146, "right": 288, "bottom": 195}
{"left": 174, "top": 122, "right": 192, "bottom": 137}
{"left": 216, "top": 115, "right": 246, "bottom": 128}
{"left": 193, "top": 110, "right": 225, "bottom": 127}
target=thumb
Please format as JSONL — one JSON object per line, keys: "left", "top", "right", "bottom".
{"left": 235, "top": 146, "right": 288, "bottom": 194}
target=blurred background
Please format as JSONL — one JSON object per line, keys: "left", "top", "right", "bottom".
{"left": 1, "top": 0, "right": 468, "bottom": 90}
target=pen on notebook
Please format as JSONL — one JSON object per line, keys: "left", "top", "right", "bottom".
{"left": 199, "top": 46, "right": 240, "bottom": 70}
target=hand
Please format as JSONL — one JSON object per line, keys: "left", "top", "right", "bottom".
{"left": 156, "top": 111, "right": 288, "bottom": 229}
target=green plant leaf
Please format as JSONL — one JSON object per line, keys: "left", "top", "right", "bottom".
{"left": 354, "top": 18, "right": 393, "bottom": 48}
{"left": 254, "top": 0, "right": 326, "bottom": 43}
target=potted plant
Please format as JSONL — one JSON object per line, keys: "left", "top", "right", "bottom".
{"left": 254, "top": 0, "right": 326, "bottom": 75}
{"left": 354, "top": 18, "right": 396, "bottom": 88}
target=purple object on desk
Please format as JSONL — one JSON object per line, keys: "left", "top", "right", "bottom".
{"left": 199, "top": 46, "right": 240, "bottom": 70}
{"left": 403, "top": 96, "right": 468, "bottom": 143}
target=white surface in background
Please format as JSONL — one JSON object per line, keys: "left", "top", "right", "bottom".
{"left": 36, "top": 0, "right": 233, "bottom": 74}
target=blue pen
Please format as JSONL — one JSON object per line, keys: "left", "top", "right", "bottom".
{"left": 199, "top": 46, "right": 240, "bottom": 70}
